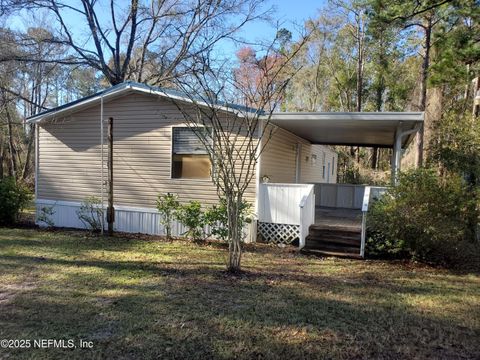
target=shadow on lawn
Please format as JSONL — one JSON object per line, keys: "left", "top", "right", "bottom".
{"left": 1, "top": 250, "right": 479, "bottom": 360}
{"left": 2, "top": 252, "right": 478, "bottom": 299}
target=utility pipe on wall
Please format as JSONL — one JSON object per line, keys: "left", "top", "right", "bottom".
{"left": 100, "top": 94, "right": 104, "bottom": 235}
{"left": 107, "top": 117, "right": 114, "bottom": 235}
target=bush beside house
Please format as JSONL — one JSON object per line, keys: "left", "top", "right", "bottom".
{"left": 367, "top": 169, "right": 480, "bottom": 269}
{"left": 156, "top": 194, "right": 252, "bottom": 243}
{"left": 0, "top": 177, "right": 32, "bottom": 225}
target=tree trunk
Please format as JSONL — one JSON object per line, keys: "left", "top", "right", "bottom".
{"left": 371, "top": 148, "right": 378, "bottom": 170}
{"left": 356, "top": 14, "right": 364, "bottom": 113}
{"left": 0, "top": 136, "right": 4, "bottom": 179}
{"left": 356, "top": 54, "right": 363, "bottom": 112}
{"left": 227, "top": 196, "right": 242, "bottom": 273}
{"left": 473, "top": 75, "right": 480, "bottom": 117}
{"left": 354, "top": 16, "right": 364, "bottom": 166}
{"left": 415, "top": 17, "right": 433, "bottom": 167}
{"left": 372, "top": 64, "right": 385, "bottom": 170}
{"left": 21, "top": 124, "right": 35, "bottom": 180}
{"left": 424, "top": 86, "right": 443, "bottom": 162}
{"left": 5, "top": 105, "right": 17, "bottom": 180}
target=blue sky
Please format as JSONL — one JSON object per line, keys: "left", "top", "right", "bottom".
{"left": 236, "top": 0, "right": 326, "bottom": 45}
{"left": 8, "top": 0, "right": 328, "bottom": 61}
{"left": 217, "top": 0, "right": 327, "bottom": 59}
{"left": 244, "top": 0, "right": 325, "bottom": 35}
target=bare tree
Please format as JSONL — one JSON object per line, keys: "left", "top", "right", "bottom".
{"left": 169, "top": 35, "right": 308, "bottom": 272}
{"left": 2, "top": 0, "right": 269, "bottom": 86}
{"left": 0, "top": 25, "right": 65, "bottom": 181}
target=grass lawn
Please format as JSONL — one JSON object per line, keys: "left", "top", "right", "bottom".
{"left": 0, "top": 227, "right": 479, "bottom": 359}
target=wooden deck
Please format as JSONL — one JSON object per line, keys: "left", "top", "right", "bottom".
{"left": 301, "top": 207, "right": 363, "bottom": 258}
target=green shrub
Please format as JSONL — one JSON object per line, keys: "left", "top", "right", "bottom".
{"left": 156, "top": 193, "right": 180, "bottom": 239}
{"left": 176, "top": 200, "right": 206, "bottom": 241}
{"left": 76, "top": 196, "right": 104, "bottom": 232}
{"left": 37, "top": 205, "right": 55, "bottom": 227}
{"left": 0, "top": 177, "right": 32, "bottom": 225}
{"left": 367, "top": 168, "right": 480, "bottom": 268}
{"left": 204, "top": 198, "right": 253, "bottom": 241}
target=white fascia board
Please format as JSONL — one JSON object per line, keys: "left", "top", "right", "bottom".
{"left": 264, "top": 112, "right": 424, "bottom": 122}
{"left": 130, "top": 84, "right": 248, "bottom": 118}
{"left": 28, "top": 83, "right": 250, "bottom": 124}
{"left": 35, "top": 198, "right": 159, "bottom": 214}
{"left": 27, "top": 83, "right": 134, "bottom": 124}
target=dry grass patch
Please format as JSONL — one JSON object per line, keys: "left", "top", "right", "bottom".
{"left": 0, "top": 227, "right": 479, "bottom": 359}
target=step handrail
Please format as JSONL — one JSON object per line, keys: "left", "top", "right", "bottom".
{"left": 360, "top": 186, "right": 389, "bottom": 257}
{"left": 360, "top": 187, "right": 371, "bottom": 258}
{"left": 298, "top": 186, "right": 315, "bottom": 249}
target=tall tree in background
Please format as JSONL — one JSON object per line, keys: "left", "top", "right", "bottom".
{"left": 365, "top": 2, "right": 418, "bottom": 169}
{"left": 233, "top": 43, "right": 289, "bottom": 109}
{"left": 334, "top": 0, "right": 368, "bottom": 163}
{"left": 331, "top": 0, "right": 368, "bottom": 112}
{"left": 372, "top": 0, "right": 466, "bottom": 166}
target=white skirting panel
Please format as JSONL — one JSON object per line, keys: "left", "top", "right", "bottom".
{"left": 35, "top": 199, "right": 256, "bottom": 242}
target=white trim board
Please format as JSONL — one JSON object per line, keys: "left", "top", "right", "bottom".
{"left": 35, "top": 199, "right": 256, "bottom": 242}
{"left": 36, "top": 199, "right": 159, "bottom": 214}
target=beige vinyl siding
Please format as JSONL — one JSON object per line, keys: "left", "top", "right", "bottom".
{"left": 259, "top": 125, "right": 298, "bottom": 183}
{"left": 38, "top": 93, "right": 257, "bottom": 208}
{"left": 260, "top": 125, "right": 337, "bottom": 184}
{"left": 300, "top": 145, "right": 338, "bottom": 183}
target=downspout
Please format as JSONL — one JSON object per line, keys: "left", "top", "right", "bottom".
{"left": 295, "top": 143, "right": 301, "bottom": 183}
{"left": 34, "top": 123, "right": 39, "bottom": 223}
{"left": 254, "top": 118, "right": 264, "bottom": 216}
{"left": 100, "top": 94, "right": 104, "bottom": 234}
{"left": 253, "top": 118, "right": 264, "bottom": 244}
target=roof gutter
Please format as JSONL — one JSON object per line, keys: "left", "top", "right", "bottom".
{"left": 130, "top": 83, "right": 253, "bottom": 118}
{"left": 27, "top": 82, "right": 256, "bottom": 124}
{"left": 26, "top": 82, "right": 135, "bottom": 124}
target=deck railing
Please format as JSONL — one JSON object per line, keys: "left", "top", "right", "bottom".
{"left": 299, "top": 186, "right": 315, "bottom": 249}
{"left": 313, "top": 183, "right": 366, "bottom": 209}
{"left": 360, "top": 186, "right": 388, "bottom": 257}
{"left": 257, "top": 183, "right": 315, "bottom": 247}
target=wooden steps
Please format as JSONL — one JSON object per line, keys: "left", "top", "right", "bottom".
{"left": 301, "top": 248, "right": 363, "bottom": 259}
{"left": 302, "top": 222, "right": 362, "bottom": 258}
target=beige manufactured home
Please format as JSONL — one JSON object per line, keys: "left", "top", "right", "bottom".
{"left": 28, "top": 82, "right": 338, "bottom": 240}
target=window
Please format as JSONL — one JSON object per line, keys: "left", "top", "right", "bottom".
{"left": 332, "top": 156, "right": 335, "bottom": 175}
{"left": 172, "top": 127, "right": 212, "bottom": 179}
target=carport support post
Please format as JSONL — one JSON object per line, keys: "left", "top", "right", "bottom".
{"left": 391, "top": 122, "right": 403, "bottom": 186}
{"left": 107, "top": 117, "right": 115, "bottom": 235}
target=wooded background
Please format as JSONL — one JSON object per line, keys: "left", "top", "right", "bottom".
{"left": 0, "top": 0, "right": 478, "bottom": 185}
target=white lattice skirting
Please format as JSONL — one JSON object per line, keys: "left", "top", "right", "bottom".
{"left": 257, "top": 222, "right": 299, "bottom": 244}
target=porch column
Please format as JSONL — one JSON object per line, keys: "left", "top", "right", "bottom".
{"left": 295, "top": 143, "right": 301, "bottom": 183}
{"left": 391, "top": 122, "right": 403, "bottom": 185}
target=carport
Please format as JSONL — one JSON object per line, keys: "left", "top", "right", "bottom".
{"left": 257, "top": 111, "right": 424, "bottom": 257}
{"left": 267, "top": 111, "right": 424, "bottom": 185}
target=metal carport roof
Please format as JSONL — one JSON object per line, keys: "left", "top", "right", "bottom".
{"left": 266, "top": 112, "right": 424, "bottom": 148}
